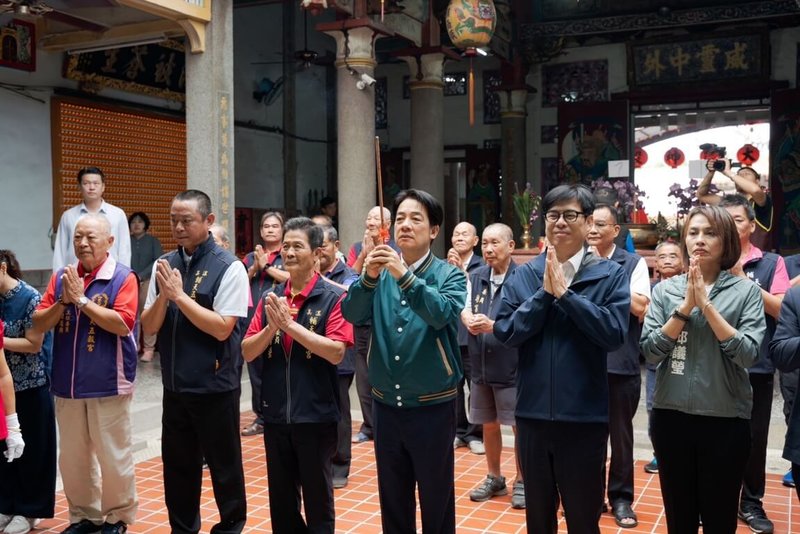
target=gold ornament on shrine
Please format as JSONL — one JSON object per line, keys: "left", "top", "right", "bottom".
{"left": 445, "top": 0, "right": 496, "bottom": 125}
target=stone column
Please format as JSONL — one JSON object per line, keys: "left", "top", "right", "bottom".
{"left": 185, "top": 0, "right": 235, "bottom": 246}
{"left": 404, "top": 52, "right": 446, "bottom": 256}
{"left": 499, "top": 88, "right": 530, "bottom": 238}
{"left": 321, "top": 24, "right": 382, "bottom": 251}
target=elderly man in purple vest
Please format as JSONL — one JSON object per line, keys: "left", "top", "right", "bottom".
{"left": 34, "top": 214, "right": 139, "bottom": 534}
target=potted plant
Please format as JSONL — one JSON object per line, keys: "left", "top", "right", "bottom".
{"left": 512, "top": 182, "right": 542, "bottom": 249}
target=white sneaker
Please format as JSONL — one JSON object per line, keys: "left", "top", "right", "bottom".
{"left": 4, "top": 516, "right": 38, "bottom": 534}
{"left": 0, "top": 515, "right": 12, "bottom": 531}
{"left": 468, "top": 440, "right": 486, "bottom": 455}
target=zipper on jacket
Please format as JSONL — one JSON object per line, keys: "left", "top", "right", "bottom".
{"left": 286, "top": 353, "right": 292, "bottom": 423}
{"left": 550, "top": 333, "right": 556, "bottom": 421}
{"left": 71, "top": 308, "right": 81, "bottom": 398}
{"left": 172, "top": 260, "right": 191, "bottom": 392}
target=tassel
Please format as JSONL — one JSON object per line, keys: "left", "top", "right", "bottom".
{"left": 468, "top": 58, "right": 475, "bottom": 126}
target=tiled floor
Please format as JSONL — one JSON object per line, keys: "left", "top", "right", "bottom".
{"left": 33, "top": 422, "right": 800, "bottom": 533}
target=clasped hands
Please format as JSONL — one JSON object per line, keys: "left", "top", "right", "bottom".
{"left": 542, "top": 247, "right": 568, "bottom": 298}
{"left": 155, "top": 259, "right": 186, "bottom": 302}
{"left": 466, "top": 313, "right": 494, "bottom": 335}
{"left": 364, "top": 245, "right": 406, "bottom": 280}
{"left": 264, "top": 292, "right": 292, "bottom": 332}
{"left": 680, "top": 256, "right": 711, "bottom": 314}
{"left": 59, "top": 265, "right": 87, "bottom": 305}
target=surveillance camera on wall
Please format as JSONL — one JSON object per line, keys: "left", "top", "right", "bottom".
{"left": 356, "top": 73, "right": 376, "bottom": 90}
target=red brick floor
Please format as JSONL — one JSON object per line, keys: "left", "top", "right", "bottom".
{"left": 34, "top": 424, "right": 800, "bottom": 533}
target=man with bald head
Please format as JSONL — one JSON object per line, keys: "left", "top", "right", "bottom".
{"left": 448, "top": 221, "right": 484, "bottom": 453}
{"left": 34, "top": 214, "right": 139, "bottom": 534}
{"left": 346, "top": 206, "right": 398, "bottom": 443}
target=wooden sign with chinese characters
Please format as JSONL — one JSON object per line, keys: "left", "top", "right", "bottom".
{"left": 627, "top": 33, "right": 768, "bottom": 89}
{"left": 64, "top": 40, "right": 186, "bottom": 102}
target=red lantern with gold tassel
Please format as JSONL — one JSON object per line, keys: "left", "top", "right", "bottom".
{"left": 446, "top": 0, "right": 496, "bottom": 126}
{"left": 664, "top": 147, "right": 685, "bottom": 169}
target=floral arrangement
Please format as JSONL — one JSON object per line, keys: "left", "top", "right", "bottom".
{"left": 590, "top": 178, "right": 646, "bottom": 224}
{"left": 512, "top": 182, "right": 542, "bottom": 228}
{"left": 667, "top": 179, "right": 713, "bottom": 217}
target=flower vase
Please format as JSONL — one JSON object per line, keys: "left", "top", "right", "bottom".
{"left": 520, "top": 224, "right": 533, "bottom": 249}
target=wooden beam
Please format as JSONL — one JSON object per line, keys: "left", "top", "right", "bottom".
{"left": 39, "top": 19, "right": 184, "bottom": 51}
{"left": 116, "top": 0, "right": 211, "bottom": 23}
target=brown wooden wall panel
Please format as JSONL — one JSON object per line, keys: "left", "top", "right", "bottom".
{"left": 51, "top": 97, "right": 186, "bottom": 251}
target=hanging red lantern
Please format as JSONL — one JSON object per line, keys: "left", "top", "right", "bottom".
{"left": 634, "top": 146, "right": 648, "bottom": 168}
{"left": 446, "top": 0, "right": 496, "bottom": 126}
{"left": 664, "top": 147, "right": 685, "bottom": 169}
{"left": 737, "top": 144, "right": 760, "bottom": 166}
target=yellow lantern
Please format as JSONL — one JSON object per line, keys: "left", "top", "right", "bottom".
{"left": 445, "top": 0, "right": 496, "bottom": 125}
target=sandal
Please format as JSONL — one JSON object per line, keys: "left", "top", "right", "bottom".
{"left": 612, "top": 501, "right": 638, "bottom": 529}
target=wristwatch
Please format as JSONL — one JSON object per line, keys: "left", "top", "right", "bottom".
{"left": 76, "top": 296, "right": 89, "bottom": 309}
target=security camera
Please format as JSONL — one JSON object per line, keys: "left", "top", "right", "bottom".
{"left": 356, "top": 73, "right": 376, "bottom": 90}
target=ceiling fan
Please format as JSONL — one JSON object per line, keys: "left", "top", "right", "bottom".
{"left": 251, "top": 10, "right": 334, "bottom": 71}
{"left": 0, "top": 0, "right": 110, "bottom": 32}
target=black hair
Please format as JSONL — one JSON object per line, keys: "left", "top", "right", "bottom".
{"left": 320, "top": 196, "right": 336, "bottom": 208}
{"left": 393, "top": 189, "right": 444, "bottom": 228}
{"left": 77, "top": 167, "right": 105, "bottom": 184}
{"left": 284, "top": 217, "right": 324, "bottom": 249}
{"left": 719, "top": 194, "right": 755, "bottom": 221}
{"left": 542, "top": 184, "right": 595, "bottom": 215}
{"left": 0, "top": 249, "right": 23, "bottom": 280}
{"left": 261, "top": 211, "right": 285, "bottom": 227}
{"left": 128, "top": 211, "right": 151, "bottom": 230}
{"left": 173, "top": 190, "right": 212, "bottom": 219}
{"left": 594, "top": 203, "right": 621, "bottom": 224}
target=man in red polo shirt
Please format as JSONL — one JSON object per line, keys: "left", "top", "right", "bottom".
{"left": 242, "top": 217, "right": 353, "bottom": 534}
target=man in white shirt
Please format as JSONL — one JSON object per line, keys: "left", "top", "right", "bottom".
{"left": 587, "top": 203, "right": 651, "bottom": 529}
{"left": 53, "top": 167, "right": 131, "bottom": 271}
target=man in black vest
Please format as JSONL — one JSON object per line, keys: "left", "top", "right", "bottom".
{"left": 461, "top": 223, "right": 525, "bottom": 508}
{"left": 587, "top": 203, "right": 651, "bottom": 529}
{"left": 242, "top": 218, "right": 353, "bottom": 533}
{"left": 448, "top": 221, "right": 484, "bottom": 454}
{"left": 317, "top": 224, "right": 359, "bottom": 489}
{"left": 141, "top": 190, "right": 249, "bottom": 534}
{"left": 721, "top": 194, "right": 790, "bottom": 534}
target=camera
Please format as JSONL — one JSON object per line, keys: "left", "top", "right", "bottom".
{"left": 356, "top": 73, "right": 376, "bottom": 90}
{"left": 712, "top": 159, "right": 728, "bottom": 171}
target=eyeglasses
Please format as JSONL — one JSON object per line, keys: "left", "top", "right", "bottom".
{"left": 544, "top": 210, "right": 587, "bottom": 223}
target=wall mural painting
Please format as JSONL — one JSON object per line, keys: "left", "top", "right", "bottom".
{"left": 0, "top": 19, "right": 35, "bottom": 72}
{"left": 541, "top": 60, "right": 608, "bottom": 107}
{"left": 483, "top": 69, "right": 502, "bottom": 124}
{"left": 771, "top": 89, "right": 800, "bottom": 254}
{"left": 557, "top": 101, "right": 628, "bottom": 186}
{"left": 375, "top": 76, "right": 388, "bottom": 130}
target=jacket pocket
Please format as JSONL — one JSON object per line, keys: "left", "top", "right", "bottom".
{"left": 436, "top": 338, "right": 454, "bottom": 376}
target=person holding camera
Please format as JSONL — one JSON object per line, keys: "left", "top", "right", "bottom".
{"left": 696, "top": 158, "right": 773, "bottom": 251}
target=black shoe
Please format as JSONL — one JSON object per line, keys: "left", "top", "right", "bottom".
{"left": 101, "top": 522, "right": 127, "bottom": 534}
{"left": 739, "top": 508, "right": 774, "bottom": 534}
{"left": 60, "top": 520, "right": 102, "bottom": 534}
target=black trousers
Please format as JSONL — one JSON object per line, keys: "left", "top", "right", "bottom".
{"left": 373, "top": 399, "right": 456, "bottom": 534}
{"left": 740, "top": 373, "right": 774, "bottom": 512}
{"left": 652, "top": 408, "right": 750, "bottom": 534}
{"left": 517, "top": 417, "right": 607, "bottom": 534}
{"left": 246, "top": 359, "right": 264, "bottom": 425}
{"left": 332, "top": 373, "right": 354, "bottom": 480}
{"left": 456, "top": 346, "right": 482, "bottom": 443}
{"left": 263, "top": 422, "right": 338, "bottom": 534}
{"left": 0, "top": 385, "right": 57, "bottom": 518}
{"left": 162, "top": 389, "right": 247, "bottom": 534}
{"left": 780, "top": 369, "right": 799, "bottom": 426}
{"left": 354, "top": 325, "right": 373, "bottom": 437}
{"left": 792, "top": 463, "right": 800, "bottom": 502}
{"left": 603, "top": 373, "right": 640, "bottom": 506}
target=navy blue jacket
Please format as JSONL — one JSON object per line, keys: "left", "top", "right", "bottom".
{"left": 743, "top": 251, "right": 780, "bottom": 374}
{"left": 324, "top": 259, "right": 359, "bottom": 375}
{"left": 457, "top": 254, "right": 484, "bottom": 347}
{"left": 785, "top": 253, "right": 800, "bottom": 280}
{"left": 770, "top": 286, "right": 800, "bottom": 463}
{"left": 493, "top": 249, "right": 630, "bottom": 423}
{"left": 467, "top": 261, "right": 518, "bottom": 387}
{"left": 606, "top": 247, "right": 644, "bottom": 376}
{"left": 158, "top": 236, "right": 244, "bottom": 394}
{"left": 259, "top": 277, "right": 344, "bottom": 424}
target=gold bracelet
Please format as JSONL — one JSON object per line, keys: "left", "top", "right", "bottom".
{"left": 702, "top": 301, "right": 713, "bottom": 314}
